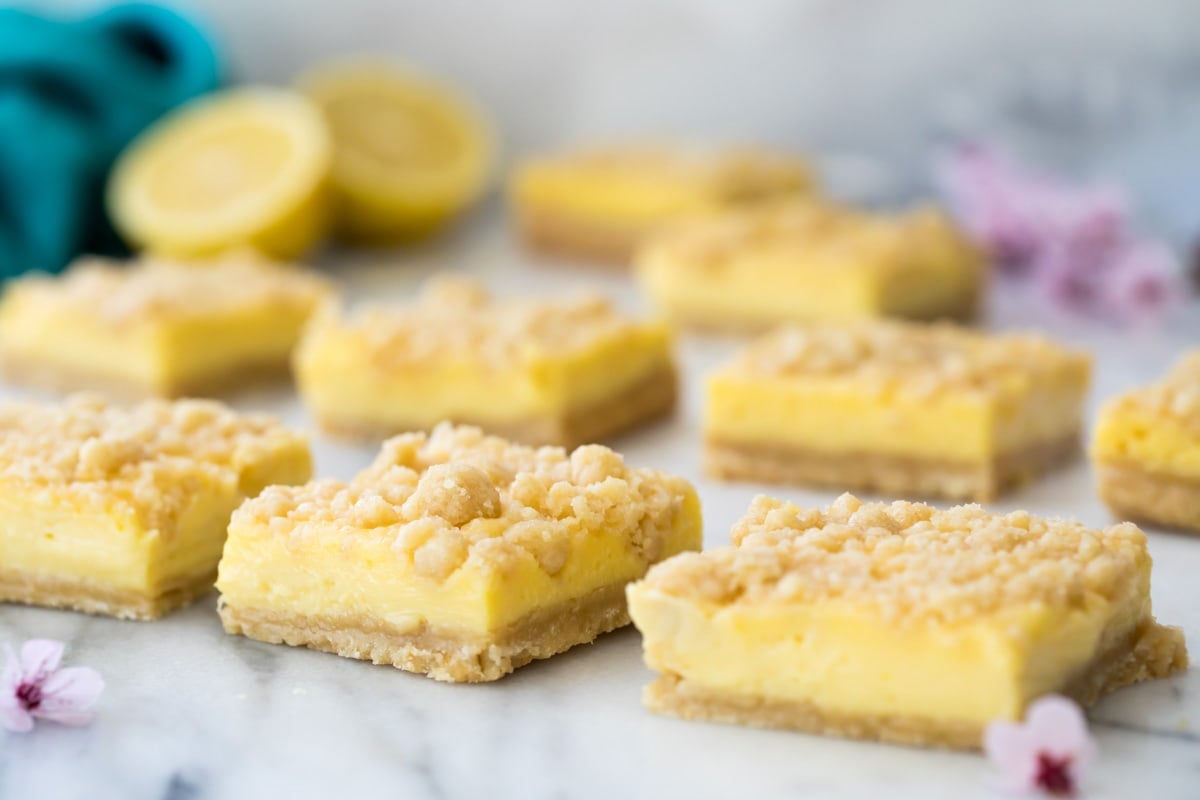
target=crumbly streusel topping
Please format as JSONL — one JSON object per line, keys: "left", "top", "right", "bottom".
{"left": 717, "top": 321, "right": 1089, "bottom": 399}
{"left": 0, "top": 394, "right": 305, "bottom": 531}
{"left": 526, "top": 144, "right": 810, "bottom": 198}
{"left": 3, "top": 253, "right": 331, "bottom": 326}
{"left": 1108, "top": 351, "right": 1200, "bottom": 425}
{"left": 309, "top": 276, "right": 657, "bottom": 369}
{"left": 641, "top": 200, "right": 968, "bottom": 274}
{"left": 233, "top": 422, "right": 695, "bottom": 580}
{"left": 643, "top": 493, "right": 1148, "bottom": 627}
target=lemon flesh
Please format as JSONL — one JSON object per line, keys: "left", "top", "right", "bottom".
{"left": 299, "top": 61, "right": 493, "bottom": 244}
{"left": 109, "top": 88, "right": 333, "bottom": 260}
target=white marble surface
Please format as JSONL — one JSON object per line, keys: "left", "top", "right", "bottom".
{"left": 0, "top": 215, "right": 1198, "bottom": 800}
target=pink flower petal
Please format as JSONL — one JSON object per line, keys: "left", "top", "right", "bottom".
{"left": 1033, "top": 243, "right": 1102, "bottom": 313}
{"left": 1, "top": 639, "right": 103, "bottom": 733}
{"left": 983, "top": 720, "right": 1039, "bottom": 790}
{"left": 937, "top": 145, "right": 1053, "bottom": 272}
{"left": 18, "top": 639, "right": 64, "bottom": 681}
{"left": 34, "top": 666, "right": 104, "bottom": 725}
{"left": 1100, "top": 242, "right": 1184, "bottom": 325}
{"left": 0, "top": 698, "right": 34, "bottom": 733}
{"left": 1026, "top": 695, "right": 1096, "bottom": 762}
{"left": 985, "top": 697, "right": 1096, "bottom": 796}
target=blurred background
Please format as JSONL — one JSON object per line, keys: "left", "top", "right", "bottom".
{"left": 33, "top": 0, "right": 1200, "bottom": 240}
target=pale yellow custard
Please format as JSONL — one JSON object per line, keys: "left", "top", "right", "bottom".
{"left": 628, "top": 493, "right": 1187, "bottom": 749}
{"left": 0, "top": 394, "right": 312, "bottom": 619}
{"left": 635, "top": 199, "right": 983, "bottom": 329}
{"left": 0, "top": 253, "right": 332, "bottom": 398}
{"left": 1093, "top": 350, "right": 1200, "bottom": 532}
{"left": 217, "top": 423, "right": 702, "bottom": 681}
{"left": 294, "top": 276, "right": 677, "bottom": 446}
{"left": 510, "top": 144, "right": 812, "bottom": 264}
{"left": 705, "top": 320, "right": 1091, "bottom": 500}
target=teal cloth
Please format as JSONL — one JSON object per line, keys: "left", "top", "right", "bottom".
{"left": 0, "top": 4, "right": 222, "bottom": 277}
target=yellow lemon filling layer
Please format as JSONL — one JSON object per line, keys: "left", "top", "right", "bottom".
{"left": 706, "top": 375, "right": 1086, "bottom": 462}
{"left": 511, "top": 146, "right": 811, "bottom": 228}
{"left": 1094, "top": 405, "right": 1200, "bottom": 479}
{"left": 0, "top": 477, "right": 238, "bottom": 594}
{"left": 219, "top": 492, "right": 702, "bottom": 635}
{"left": 0, "top": 302, "right": 315, "bottom": 394}
{"left": 628, "top": 583, "right": 1144, "bottom": 725}
{"left": 295, "top": 307, "right": 674, "bottom": 429}
{"left": 705, "top": 324, "right": 1090, "bottom": 464}
{"left": 635, "top": 203, "right": 982, "bottom": 326}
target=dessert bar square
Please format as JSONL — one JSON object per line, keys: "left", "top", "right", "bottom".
{"left": 509, "top": 144, "right": 811, "bottom": 265}
{"left": 635, "top": 200, "right": 983, "bottom": 330}
{"left": 1093, "top": 351, "right": 1200, "bottom": 532}
{"left": 628, "top": 493, "right": 1187, "bottom": 749}
{"left": 705, "top": 321, "right": 1091, "bottom": 501}
{"left": 217, "top": 423, "right": 702, "bottom": 682}
{"left": 0, "top": 254, "right": 332, "bottom": 398}
{"left": 0, "top": 395, "right": 312, "bottom": 619}
{"left": 294, "top": 276, "right": 677, "bottom": 446}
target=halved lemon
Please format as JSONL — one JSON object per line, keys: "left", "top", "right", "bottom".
{"left": 108, "top": 88, "right": 333, "bottom": 259}
{"left": 298, "top": 60, "right": 493, "bottom": 244}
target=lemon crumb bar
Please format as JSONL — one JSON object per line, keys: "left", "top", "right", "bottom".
{"left": 628, "top": 493, "right": 1187, "bottom": 749}
{"left": 635, "top": 200, "right": 983, "bottom": 329}
{"left": 1094, "top": 351, "right": 1200, "bottom": 532}
{"left": 294, "top": 276, "right": 677, "bottom": 446}
{"left": 509, "top": 144, "right": 812, "bottom": 265}
{"left": 0, "top": 395, "right": 312, "bottom": 619}
{"left": 217, "top": 423, "right": 702, "bottom": 682}
{"left": 705, "top": 321, "right": 1091, "bottom": 501}
{"left": 0, "top": 254, "right": 332, "bottom": 398}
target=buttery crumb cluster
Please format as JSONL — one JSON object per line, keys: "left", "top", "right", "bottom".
{"left": 645, "top": 201, "right": 953, "bottom": 272}
{"left": 0, "top": 395, "right": 302, "bottom": 528}
{"left": 1110, "top": 352, "right": 1200, "bottom": 424}
{"left": 726, "top": 321, "right": 1089, "bottom": 399}
{"left": 320, "top": 276, "right": 640, "bottom": 369}
{"left": 6, "top": 254, "right": 330, "bottom": 325}
{"left": 644, "top": 493, "right": 1148, "bottom": 626}
{"left": 235, "top": 423, "right": 690, "bottom": 580}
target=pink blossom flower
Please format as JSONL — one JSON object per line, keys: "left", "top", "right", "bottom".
{"left": 1099, "top": 241, "right": 1185, "bottom": 326}
{"left": 1044, "top": 186, "right": 1126, "bottom": 257}
{"left": 1, "top": 639, "right": 104, "bottom": 733}
{"left": 938, "top": 143, "right": 1186, "bottom": 327}
{"left": 937, "top": 144, "right": 1050, "bottom": 271}
{"left": 1032, "top": 242, "right": 1102, "bottom": 314}
{"left": 938, "top": 145, "right": 1131, "bottom": 276}
{"left": 984, "top": 695, "right": 1096, "bottom": 797}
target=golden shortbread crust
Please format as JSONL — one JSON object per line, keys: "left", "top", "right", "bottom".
{"left": 516, "top": 207, "right": 646, "bottom": 266}
{"left": 644, "top": 619, "right": 1187, "bottom": 750}
{"left": 317, "top": 361, "right": 677, "bottom": 447}
{"left": 1098, "top": 461, "right": 1200, "bottom": 533}
{"left": 0, "top": 567, "right": 216, "bottom": 621}
{"left": 218, "top": 583, "right": 631, "bottom": 682}
{"left": 705, "top": 433, "right": 1080, "bottom": 502}
{"left": 0, "top": 353, "right": 293, "bottom": 400}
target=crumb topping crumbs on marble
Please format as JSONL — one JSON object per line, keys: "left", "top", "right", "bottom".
{"left": 304, "top": 275, "right": 659, "bottom": 369}
{"left": 233, "top": 422, "right": 695, "bottom": 580}
{"left": 717, "top": 321, "right": 1089, "bottom": 399}
{"left": 2, "top": 253, "right": 331, "bottom": 326}
{"left": 0, "top": 394, "right": 306, "bottom": 530}
{"left": 642, "top": 493, "right": 1147, "bottom": 626}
